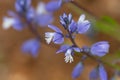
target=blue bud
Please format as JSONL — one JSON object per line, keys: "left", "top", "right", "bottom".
{"left": 60, "top": 13, "right": 73, "bottom": 29}
{"left": 72, "top": 62, "right": 84, "bottom": 79}
{"left": 46, "top": 0, "right": 62, "bottom": 12}
{"left": 21, "top": 39, "right": 40, "bottom": 57}
{"left": 99, "top": 64, "right": 107, "bottom": 80}
{"left": 89, "top": 68, "right": 99, "bottom": 80}
{"left": 90, "top": 41, "right": 110, "bottom": 57}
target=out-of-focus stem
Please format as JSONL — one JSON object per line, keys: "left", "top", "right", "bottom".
{"left": 27, "top": 21, "right": 41, "bottom": 40}
{"left": 70, "top": 1, "right": 97, "bottom": 18}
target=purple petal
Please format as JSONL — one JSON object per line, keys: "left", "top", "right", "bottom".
{"left": 53, "top": 33, "right": 64, "bottom": 44}
{"left": 56, "top": 45, "right": 70, "bottom": 53}
{"left": 68, "top": 13, "right": 72, "bottom": 23}
{"left": 63, "top": 13, "right": 67, "bottom": 18}
{"left": 46, "top": 0, "right": 62, "bottom": 12}
{"left": 21, "top": 39, "right": 40, "bottom": 57}
{"left": 48, "top": 25, "right": 62, "bottom": 33}
{"left": 26, "top": 7, "right": 35, "bottom": 21}
{"left": 77, "top": 21, "right": 91, "bottom": 34}
{"left": 69, "top": 20, "right": 77, "bottom": 33}
{"left": 72, "top": 62, "right": 84, "bottom": 79}
{"left": 90, "top": 41, "right": 110, "bottom": 57}
{"left": 37, "top": 14, "right": 53, "bottom": 27}
{"left": 15, "top": 0, "right": 31, "bottom": 12}
{"left": 12, "top": 18, "right": 25, "bottom": 31}
{"left": 89, "top": 68, "right": 99, "bottom": 80}
{"left": 73, "top": 47, "right": 81, "bottom": 52}
{"left": 99, "top": 64, "right": 107, "bottom": 80}
{"left": 78, "top": 14, "right": 86, "bottom": 23}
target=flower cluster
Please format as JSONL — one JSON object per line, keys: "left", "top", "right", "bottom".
{"left": 3, "top": 0, "right": 111, "bottom": 80}
{"left": 45, "top": 13, "right": 110, "bottom": 79}
{"left": 2, "top": 0, "right": 72, "bottom": 57}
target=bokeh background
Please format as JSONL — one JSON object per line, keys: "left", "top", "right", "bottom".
{"left": 0, "top": 0, "right": 120, "bottom": 80}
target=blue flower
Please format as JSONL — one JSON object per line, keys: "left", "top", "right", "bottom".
{"left": 45, "top": 25, "right": 64, "bottom": 44}
{"left": 12, "top": 18, "right": 25, "bottom": 31}
{"left": 34, "top": 2, "right": 54, "bottom": 27}
{"left": 36, "top": 14, "right": 53, "bottom": 27}
{"left": 77, "top": 14, "right": 91, "bottom": 34}
{"left": 89, "top": 64, "right": 107, "bottom": 80}
{"left": 60, "top": 13, "right": 72, "bottom": 29}
{"left": 99, "top": 64, "right": 107, "bottom": 80}
{"left": 56, "top": 45, "right": 81, "bottom": 63}
{"left": 46, "top": 0, "right": 62, "bottom": 12}
{"left": 90, "top": 41, "right": 110, "bottom": 57}
{"left": 21, "top": 39, "right": 40, "bottom": 57}
{"left": 2, "top": 17, "right": 25, "bottom": 31}
{"left": 72, "top": 62, "right": 84, "bottom": 79}
{"left": 89, "top": 68, "right": 99, "bottom": 80}
{"left": 15, "top": 0, "right": 31, "bottom": 13}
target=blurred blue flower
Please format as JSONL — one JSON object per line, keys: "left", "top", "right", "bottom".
{"left": 36, "top": 14, "right": 53, "bottom": 27}
{"left": 77, "top": 14, "right": 91, "bottom": 34}
{"left": 3, "top": 17, "right": 25, "bottom": 31}
{"left": 46, "top": 0, "right": 62, "bottom": 12}
{"left": 89, "top": 68, "right": 99, "bottom": 80}
{"left": 2, "top": 17, "right": 15, "bottom": 30}
{"left": 72, "top": 62, "right": 84, "bottom": 79}
{"left": 90, "top": 41, "right": 110, "bottom": 57}
{"left": 26, "top": 7, "right": 35, "bottom": 21}
{"left": 89, "top": 64, "right": 107, "bottom": 80}
{"left": 34, "top": 2, "right": 54, "bottom": 27}
{"left": 15, "top": 0, "right": 31, "bottom": 13}
{"left": 21, "top": 39, "right": 40, "bottom": 57}
{"left": 12, "top": 18, "right": 25, "bottom": 31}
{"left": 99, "top": 64, "right": 107, "bottom": 80}
{"left": 45, "top": 25, "right": 64, "bottom": 44}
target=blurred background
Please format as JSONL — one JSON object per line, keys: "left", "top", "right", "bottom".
{"left": 0, "top": 0, "right": 120, "bottom": 80}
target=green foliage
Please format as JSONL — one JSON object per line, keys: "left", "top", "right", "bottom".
{"left": 95, "top": 16, "right": 120, "bottom": 41}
